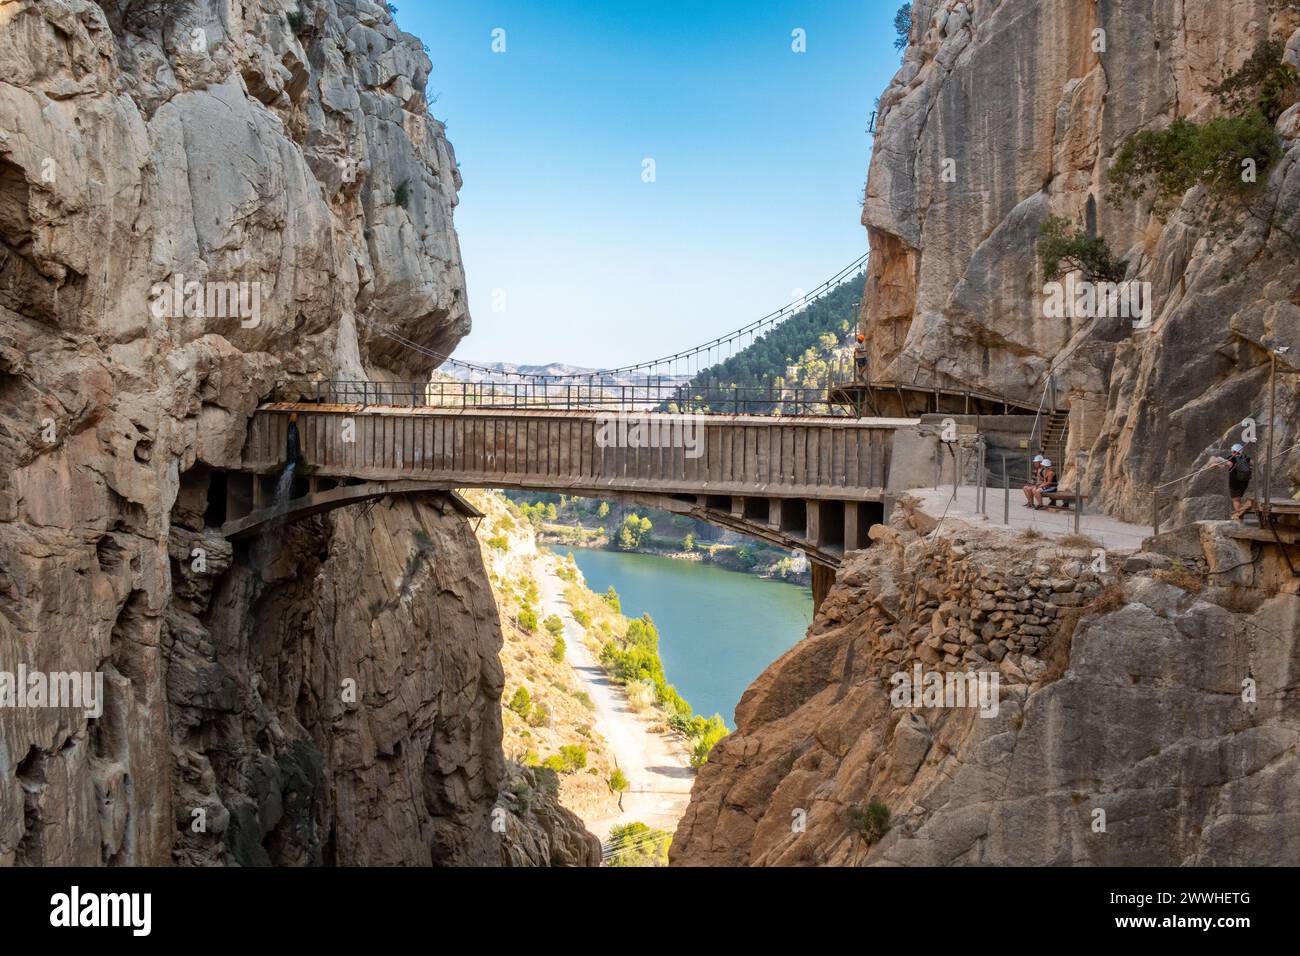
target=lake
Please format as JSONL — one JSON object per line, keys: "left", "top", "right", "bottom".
{"left": 569, "top": 549, "right": 813, "bottom": 727}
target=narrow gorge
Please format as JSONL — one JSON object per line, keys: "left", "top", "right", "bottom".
{"left": 1, "top": 0, "right": 1298, "bottom": 879}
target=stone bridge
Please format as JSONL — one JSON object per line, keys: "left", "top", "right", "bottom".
{"left": 222, "top": 404, "right": 928, "bottom": 602}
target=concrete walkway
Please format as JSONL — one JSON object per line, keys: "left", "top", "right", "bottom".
{"left": 909, "top": 485, "right": 1151, "bottom": 551}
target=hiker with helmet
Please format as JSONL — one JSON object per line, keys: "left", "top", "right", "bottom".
{"left": 1022, "top": 453, "right": 1045, "bottom": 507}
{"left": 1029, "top": 458, "right": 1057, "bottom": 510}
{"left": 1218, "top": 442, "right": 1254, "bottom": 520}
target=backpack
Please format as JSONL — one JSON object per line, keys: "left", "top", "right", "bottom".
{"left": 1232, "top": 454, "right": 1252, "bottom": 478}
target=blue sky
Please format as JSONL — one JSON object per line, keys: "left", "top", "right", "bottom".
{"left": 398, "top": 1, "right": 906, "bottom": 368}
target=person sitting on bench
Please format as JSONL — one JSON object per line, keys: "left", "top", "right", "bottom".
{"left": 1023, "top": 454, "right": 1045, "bottom": 507}
{"left": 1031, "top": 459, "right": 1057, "bottom": 510}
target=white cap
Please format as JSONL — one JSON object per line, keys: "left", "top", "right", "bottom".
{"left": 1041, "top": 459, "right": 1052, "bottom": 467}
{"left": 1033, "top": 454, "right": 1044, "bottom": 462}
{"left": 1231, "top": 443, "right": 1244, "bottom": 452}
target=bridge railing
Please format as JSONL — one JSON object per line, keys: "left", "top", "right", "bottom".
{"left": 271, "top": 379, "right": 850, "bottom": 416}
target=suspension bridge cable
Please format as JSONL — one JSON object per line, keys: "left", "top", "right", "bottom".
{"left": 367, "top": 251, "right": 869, "bottom": 382}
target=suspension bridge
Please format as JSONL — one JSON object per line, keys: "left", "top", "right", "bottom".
{"left": 218, "top": 254, "right": 1076, "bottom": 603}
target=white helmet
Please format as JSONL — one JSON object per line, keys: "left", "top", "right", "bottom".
{"left": 1041, "top": 459, "right": 1052, "bottom": 468}
{"left": 1033, "top": 454, "right": 1044, "bottom": 462}
{"left": 1231, "top": 443, "right": 1244, "bottom": 453}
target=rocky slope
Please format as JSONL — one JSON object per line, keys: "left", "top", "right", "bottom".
{"left": 862, "top": 0, "right": 1300, "bottom": 523}
{"left": 671, "top": 505, "right": 1300, "bottom": 865}
{"left": 0, "top": 0, "right": 589, "bottom": 865}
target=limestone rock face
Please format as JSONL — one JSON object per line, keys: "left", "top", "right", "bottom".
{"left": 670, "top": 515, "right": 1300, "bottom": 866}
{"left": 0, "top": 1, "right": 592, "bottom": 866}
{"left": 861, "top": 0, "right": 1300, "bottom": 524}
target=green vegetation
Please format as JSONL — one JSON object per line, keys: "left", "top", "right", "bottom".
{"left": 893, "top": 4, "right": 911, "bottom": 52}
{"left": 540, "top": 744, "right": 587, "bottom": 774}
{"left": 1109, "top": 112, "right": 1281, "bottom": 215}
{"left": 608, "top": 767, "right": 629, "bottom": 793}
{"left": 572, "top": 608, "right": 591, "bottom": 628}
{"left": 517, "top": 606, "right": 538, "bottom": 633}
{"left": 849, "top": 799, "right": 892, "bottom": 844}
{"left": 393, "top": 179, "right": 411, "bottom": 209}
{"left": 675, "top": 272, "right": 862, "bottom": 414}
{"left": 688, "top": 715, "right": 729, "bottom": 768}
{"left": 527, "top": 701, "right": 550, "bottom": 728}
{"left": 1204, "top": 39, "right": 1299, "bottom": 122}
{"left": 682, "top": 532, "right": 695, "bottom": 552}
{"left": 603, "top": 585, "right": 621, "bottom": 613}
{"left": 1036, "top": 216, "right": 1128, "bottom": 283}
{"left": 1109, "top": 40, "right": 1295, "bottom": 220}
{"left": 549, "top": 635, "right": 566, "bottom": 662}
{"left": 605, "top": 822, "right": 672, "bottom": 867}
{"left": 508, "top": 686, "right": 531, "bottom": 718}
{"left": 486, "top": 533, "right": 509, "bottom": 551}
{"left": 543, "top": 614, "right": 565, "bottom": 636}
{"left": 286, "top": 9, "right": 307, "bottom": 34}
{"left": 616, "top": 513, "right": 653, "bottom": 550}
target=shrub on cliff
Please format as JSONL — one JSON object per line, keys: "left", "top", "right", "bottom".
{"left": 848, "top": 799, "right": 892, "bottom": 845}
{"left": 549, "top": 636, "right": 566, "bottom": 662}
{"left": 1036, "top": 216, "right": 1128, "bottom": 283}
{"left": 517, "top": 606, "right": 538, "bottom": 633}
{"left": 544, "top": 614, "right": 564, "bottom": 636}
{"left": 1108, "top": 112, "right": 1281, "bottom": 216}
{"left": 508, "top": 686, "right": 531, "bottom": 718}
{"left": 602, "top": 585, "right": 621, "bottom": 612}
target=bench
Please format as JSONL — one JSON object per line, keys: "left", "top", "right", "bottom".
{"left": 1043, "top": 491, "right": 1088, "bottom": 511}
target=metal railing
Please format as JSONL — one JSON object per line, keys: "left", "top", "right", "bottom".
{"left": 270, "top": 378, "right": 848, "bottom": 416}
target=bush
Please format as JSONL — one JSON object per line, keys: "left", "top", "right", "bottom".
{"left": 602, "top": 586, "right": 621, "bottom": 612}
{"left": 517, "top": 606, "right": 538, "bottom": 633}
{"left": 606, "top": 822, "right": 671, "bottom": 867}
{"left": 1108, "top": 112, "right": 1281, "bottom": 216}
{"left": 508, "top": 686, "right": 531, "bottom": 718}
{"left": 848, "top": 799, "right": 892, "bottom": 844}
{"left": 540, "top": 745, "right": 587, "bottom": 774}
{"left": 572, "top": 608, "right": 591, "bottom": 628}
{"left": 286, "top": 10, "right": 307, "bottom": 34}
{"left": 617, "top": 514, "right": 653, "bottom": 550}
{"left": 682, "top": 532, "right": 695, "bottom": 552}
{"left": 688, "top": 715, "right": 729, "bottom": 767}
{"left": 1204, "top": 39, "right": 1299, "bottom": 123}
{"left": 393, "top": 179, "right": 411, "bottom": 208}
{"left": 1036, "top": 216, "right": 1128, "bottom": 283}
{"left": 625, "top": 680, "right": 655, "bottom": 712}
{"left": 486, "top": 533, "right": 509, "bottom": 552}
{"left": 608, "top": 767, "right": 629, "bottom": 792}
{"left": 549, "top": 636, "right": 566, "bottom": 662}
{"left": 543, "top": 614, "right": 564, "bottom": 636}
{"left": 527, "top": 702, "right": 550, "bottom": 728}
{"left": 575, "top": 690, "right": 594, "bottom": 711}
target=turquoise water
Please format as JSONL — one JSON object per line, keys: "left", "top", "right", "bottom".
{"left": 569, "top": 549, "right": 813, "bottom": 727}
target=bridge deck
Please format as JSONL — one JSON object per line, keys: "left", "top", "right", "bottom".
{"left": 244, "top": 404, "right": 916, "bottom": 503}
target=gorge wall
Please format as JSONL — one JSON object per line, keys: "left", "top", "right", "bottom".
{"left": 672, "top": 0, "right": 1300, "bottom": 867}
{"left": 861, "top": 0, "right": 1300, "bottom": 524}
{"left": 672, "top": 504, "right": 1300, "bottom": 865}
{"left": 0, "top": 0, "right": 589, "bottom": 865}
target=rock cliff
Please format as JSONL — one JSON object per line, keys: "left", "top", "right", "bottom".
{"left": 861, "top": 0, "right": 1300, "bottom": 523}
{"left": 671, "top": 506, "right": 1300, "bottom": 865}
{"left": 0, "top": 0, "right": 591, "bottom": 865}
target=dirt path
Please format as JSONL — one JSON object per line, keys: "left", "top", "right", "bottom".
{"left": 535, "top": 556, "right": 694, "bottom": 841}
